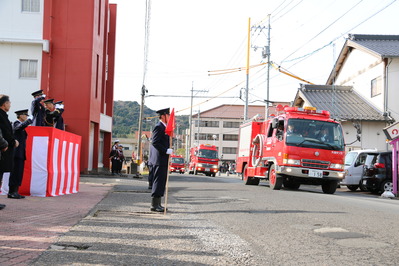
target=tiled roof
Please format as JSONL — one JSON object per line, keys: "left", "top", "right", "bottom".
{"left": 348, "top": 34, "right": 399, "bottom": 57}
{"left": 294, "top": 85, "right": 386, "bottom": 121}
{"left": 327, "top": 34, "right": 399, "bottom": 84}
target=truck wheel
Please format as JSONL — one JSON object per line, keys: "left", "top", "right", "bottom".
{"left": 346, "top": 185, "right": 359, "bottom": 191}
{"left": 211, "top": 173, "right": 216, "bottom": 177}
{"left": 283, "top": 179, "right": 300, "bottom": 190}
{"left": 243, "top": 165, "right": 260, "bottom": 185}
{"left": 269, "top": 164, "right": 282, "bottom": 190}
{"left": 322, "top": 180, "right": 338, "bottom": 194}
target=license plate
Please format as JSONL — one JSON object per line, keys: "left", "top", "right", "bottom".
{"left": 205, "top": 168, "right": 210, "bottom": 172}
{"left": 308, "top": 169, "right": 323, "bottom": 178}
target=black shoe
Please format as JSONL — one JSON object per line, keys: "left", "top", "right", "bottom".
{"left": 150, "top": 205, "right": 164, "bottom": 212}
{"left": 0, "top": 204, "right": 5, "bottom": 210}
{"left": 7, "top": 193, "right": 25, "bottom": 199}
{"left": 150, "top": 197, "right": 164, "bottom": 212}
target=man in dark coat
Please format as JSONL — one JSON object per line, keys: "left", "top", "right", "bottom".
{"left": 8, "top": 109, "right": 33, "bottom": 199}
{"left": 148, "top": 108, "right": 173, "bottom": 212}
{"left": 0, "top": 95, "right": 19, "bottom": 209}
{"left": 30, "top": 90, "right": 46, "bottom": 126}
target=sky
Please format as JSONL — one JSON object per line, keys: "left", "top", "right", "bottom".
{"left": 109, "top": 0, "right": 399, "bottom": 116}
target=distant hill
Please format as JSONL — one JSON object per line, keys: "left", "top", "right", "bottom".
{"left": 112, "top": 101, "right": 189, "bottom": 138}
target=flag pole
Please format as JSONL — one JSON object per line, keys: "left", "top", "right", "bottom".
{"left": 163, "top": 135, "right": 172, "bottom": 215}
{"left": 163, "top": 108, "right": 175, "bottom": 215}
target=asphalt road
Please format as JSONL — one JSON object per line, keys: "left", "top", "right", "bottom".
{"left": 32, "top": 173, "right": 399, "bottom": 265}
{"left": 170, "top": 173, "right": 399, "bottom": 265}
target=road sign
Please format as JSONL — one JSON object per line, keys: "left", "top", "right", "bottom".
{"left": 383, "top": 121, "right": 399, "bottom": 141}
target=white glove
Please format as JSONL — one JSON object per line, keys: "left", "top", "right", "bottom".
{"left": 166, "top": 148, "right": 173, "bottom": 154}
{"left": 42, "top": 94, "right": 46, "bottom": 98}
{"left": 28, "top": 115, "right": 33, "bottom": 120}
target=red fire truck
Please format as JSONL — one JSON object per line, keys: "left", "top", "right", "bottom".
{"left": 236, "top": 106, "right": 346, "bottom": 194}
{"left": 169, "top": 155, "right": 185, "bottom": 174}
{"left": 188, "top": 144, "right": 219, "bottom": 177}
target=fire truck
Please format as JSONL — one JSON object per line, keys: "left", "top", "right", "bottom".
{"left": 188, "top": 144, "right": 219, "bottom": 177}
{"left": 236, "top": 106, "right": 346, "bottom": 194}
{"left": 169, "top": 155, "right": 185, "bottom": 174}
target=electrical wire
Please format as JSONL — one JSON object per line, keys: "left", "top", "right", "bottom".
{"left": 284, "top": 0, "right": 397, "bottom": 67}
{"left": 142, "top": 0, "right": 151, "bottom": 86}
{"left": 281, "top": 0, "right": 364, "bottom": 63}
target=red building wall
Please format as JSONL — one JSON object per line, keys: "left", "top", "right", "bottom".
{"left": 41, "top": 0, "right": 116, "bottom": 173}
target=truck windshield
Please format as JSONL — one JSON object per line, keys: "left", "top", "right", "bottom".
{"left": 172, "top": 157, "right": 184, "bottom": 164}
{"left": 285, "top": 119, "right": 344, "bottom": 151}
{"left": 198, "top": 149, "right": 218, "bottom": 159}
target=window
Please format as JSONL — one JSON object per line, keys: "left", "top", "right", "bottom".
{"left": 19, "top": 59, "right": 38, "bottom": 78}
{"left": 371, "top": 76, "right": 382, "bottom": 97}
{"left": 22, "top": 0, "right": 40, "bottom": 12}
{"left": 195, "top": 120, "right": 219, "bottom": 127}
{"left": 223, "top": 121, "right": 240, "bottom": 128}
{"left": 223, "top": 134, "right": 238, "bottom": 141}
{"left": 195, "top": 133, "right": 218, "bottom": 141}
{"left": 222, "top": 147, "right": 237, "bottom": 154}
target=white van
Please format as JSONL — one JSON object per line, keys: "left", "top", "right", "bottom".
{"left": 341, "top": 149, "right": 380, "bottom": 191}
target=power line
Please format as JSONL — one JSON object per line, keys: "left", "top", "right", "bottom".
{"left": 281, "top": 0, "right": 364, "bottom": 63}
{"left": 284, "top": 0, "right": 397, "bottom": 67}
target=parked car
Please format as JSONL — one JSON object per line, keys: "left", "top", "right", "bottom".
{"left": 341, "top": 149, "right": 379, "bottom": 191}
{"left": 361, "top": 152, "right": 395, "bottom": 193}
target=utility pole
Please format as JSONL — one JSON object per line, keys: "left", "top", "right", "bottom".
{"left": 244, "top": 17, "right": 251, "bottom": 120}
{"left": 137, "top": 85, "right": 147, "bottom": 165}
{"left": 265, "top": 14, "right": 271, "bottom": 119}
{"left": 186, "top": 82, "right": 208, "bottom": 162}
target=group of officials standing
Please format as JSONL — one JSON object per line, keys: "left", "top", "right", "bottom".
{"left": 0, "top": 90, "right": 65, "bottom": 210}
{"left": 109, "top": 140, "right": 125, "bottom": 175}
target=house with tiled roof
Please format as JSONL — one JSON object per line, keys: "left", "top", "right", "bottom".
{"left": 294, "top": 34, "right": 399, "bottom": 151}
{"left": 293, "top": 84, "right": 390, "bottom": 151}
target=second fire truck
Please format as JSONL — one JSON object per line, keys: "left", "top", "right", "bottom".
{"left": 236, "top": 106, "right": 346, "bottom": 194}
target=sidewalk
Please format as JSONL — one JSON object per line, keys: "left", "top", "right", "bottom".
{"left": 1, "top": 173, "right": 244, "bottom": 265}
{"left": 0, "top": 176, "right": 113, "bottom": 266}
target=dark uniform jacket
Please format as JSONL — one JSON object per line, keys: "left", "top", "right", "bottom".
{"left": 54, "top": 114, "right": 64, "bottom": 130}
{"left": 0, "top": 128, "right": 8, "bottom": 161}
{"left": 31, "top": 96, "right": 45, "bottom": 126}
{"left": 44, "top": 108, "right": 63, "bottom": 127}
{"left": 0, "top": 109, "right": 16, "bottom": 172}
{"left": 13, "top": 119, "right": 32, "bottom": 160}
{"left": 149, "top": 121, "right": 170, "bottom": 166}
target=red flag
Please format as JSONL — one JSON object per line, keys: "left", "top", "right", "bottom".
{"left": 165, "top": 108, "right": 175, "bottom": 136}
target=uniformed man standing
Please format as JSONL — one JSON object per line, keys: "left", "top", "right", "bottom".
{"left": 43, "top": 99, "right": 63, "bottom": 127}
{"left": 54, "top": 100, "right": 65, "bottom": 130}
{"left": 8, "top": 109, "right": 33, "bottom": 199}
{"left": 148, "top": 108, "right": 173, "bottom": 212}
{"left": 30, "top": 90, "right": 46, "bottom": 126}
